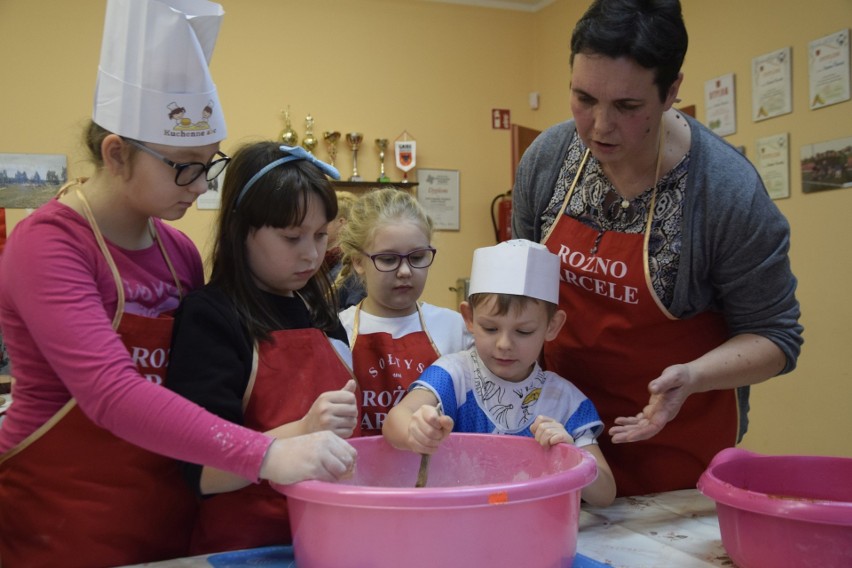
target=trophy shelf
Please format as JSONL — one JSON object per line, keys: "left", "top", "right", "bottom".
{"left": 331, "top": 181, "right": 418, "bottom": 192}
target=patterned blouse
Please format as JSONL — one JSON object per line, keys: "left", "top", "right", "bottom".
{"left": 540, "top": 132, "right": 690, "bottom": 308}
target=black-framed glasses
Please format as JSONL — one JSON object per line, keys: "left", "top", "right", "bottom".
{"left": 360, "top": 247, "right": 437, "bottom": 272}
{"left": 123, "top": 138, "right": 230, "bottom": 186}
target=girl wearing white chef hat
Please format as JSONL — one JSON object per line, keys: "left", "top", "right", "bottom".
{"left": 0, "top": 2, "right": 354, "bottom": 567}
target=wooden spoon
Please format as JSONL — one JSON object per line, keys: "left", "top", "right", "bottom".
{"left": 415, "top": 453, "right": 431, "bottom": 488}
{"left": 415, "top": 405, "right": 443, "bottom": 488}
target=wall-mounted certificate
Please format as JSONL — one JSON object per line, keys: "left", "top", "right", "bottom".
{"left": 808, "top": 29, "right": 850, "bottom": 110}
{"left": 196, "top": 166, "right": 224, "bottom": 210}
{"left": 704, "top": 73, "right": 736, "bottom": 136}
{"left": 417, "top": 168, "right": 460, "bottom": 231}
{"left": 752, "top": 47, "right": 792, "bottom": 122}
{"left": 755, "top": 133, "right": 790, "bottom": 200}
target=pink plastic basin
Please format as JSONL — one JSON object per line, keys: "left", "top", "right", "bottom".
{"left": 273, "top": 433, "right": 597, "bottom": 568}
{"left": 698, "top": 447, "right": 852, "bottom": 568}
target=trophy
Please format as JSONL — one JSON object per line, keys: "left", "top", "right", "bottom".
{"left": 346, "top": 132, "right": 363, "bottom": 181}
{"left": 302, "top": 114, "right": 318, "bottom": 154}
{"left": 375, "top": 138, "right": 390, "bottom": 182}
{"left": 279, "top": 107, "right": 298, "bottom": 146}
{"left": 323, "top": 131, "right": 341, "bottom": 167}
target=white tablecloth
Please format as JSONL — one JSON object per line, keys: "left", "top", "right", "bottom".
{"left": 577, "top": 489, "right": 732, "bottom": 567}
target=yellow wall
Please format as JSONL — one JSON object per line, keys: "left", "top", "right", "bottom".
{"left": 2, "top": 0, "right": 850, "bottom": 458}
{"left": 1, "top": 0, "right": 539, "bottom": 305}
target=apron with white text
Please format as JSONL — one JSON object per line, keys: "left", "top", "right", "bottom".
{"left": 351, "top": 303, "right": 440, "bottom": 436}
{"left": 542, "top": 152, "right": 738, "bottom": 496}
{"left": 189, "top": 327, "right": 357, "bottom": 554}
{"left": 0, "top": 185, "right": 197, "bottom": 568}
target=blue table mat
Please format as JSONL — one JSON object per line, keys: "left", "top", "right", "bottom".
{"left": 207, "top": 545, "right": 612, "bottom": 567}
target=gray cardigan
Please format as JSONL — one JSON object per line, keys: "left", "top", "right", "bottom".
{"left": 512, "top": 116, "right": 803, "bottom": 374}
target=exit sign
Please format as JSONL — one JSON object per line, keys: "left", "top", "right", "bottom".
{"left": 492, "top": 109, "right": 510, "bottom": 129}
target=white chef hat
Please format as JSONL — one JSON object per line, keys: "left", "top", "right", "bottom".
{"left": 468, "top": 239, "right": 560, "bottom": 304}
{"left": 92, "top": 0, "right": 227, "bottom": 146}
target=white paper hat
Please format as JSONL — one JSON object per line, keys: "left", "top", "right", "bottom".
{"left": 92, "top": 0, "right": 227, "bottom": 146}
{"left": 468, "top": 239, "right": 560, "bottom": 304}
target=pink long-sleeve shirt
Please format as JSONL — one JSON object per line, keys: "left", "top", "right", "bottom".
{"left": 0, "top": 199, "right": 271, "bottom": 480}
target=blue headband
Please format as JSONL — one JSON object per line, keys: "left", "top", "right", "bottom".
{"left": 235, "top": 145, "right": 341, "bottom": 207}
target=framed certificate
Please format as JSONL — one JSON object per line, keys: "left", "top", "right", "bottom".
{"left": 756, "top": 133, "right": 790, "bottom": 200}
{"left": 704, "top": 73, "right": 736, "bottom": 136}
{"left": 196, "top": 166, "right": 224, "bottom": 210}
{"left": 752, "top": 47, "right": 793, "bottom": 122}
{"left": 416, "top": 168, "right": 460, "bottom": 231}
{"left": 808, "top": 29, "right": 851, "bottom": 110}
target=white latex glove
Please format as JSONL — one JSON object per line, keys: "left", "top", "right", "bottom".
{"left": 260, "top": 430, "right": 357, "bottom": 485}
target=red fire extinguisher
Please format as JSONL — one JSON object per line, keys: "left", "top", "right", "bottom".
{"left": 490, "top": 191, "right": 513, "bottom": 243}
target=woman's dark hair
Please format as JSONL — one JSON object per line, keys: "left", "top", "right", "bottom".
{"left": 210, "top": 141, "right": 340, "bottom": 342}
{"left": 570, "top": 0, "right": 688, "bottom": 101}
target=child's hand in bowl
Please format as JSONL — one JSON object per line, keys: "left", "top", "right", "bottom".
{"left": 531, "top": 415, "right": 574, "bottom": 447}
{"left": 408, "top": 405, "right": 454, "bottom": 454}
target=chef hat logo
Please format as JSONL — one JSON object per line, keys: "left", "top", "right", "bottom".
{"left": 468, "top": 239, "right": 560, "bottom": 304}
{"left": 92, "top": 0, "right": 227, "bottom": 146}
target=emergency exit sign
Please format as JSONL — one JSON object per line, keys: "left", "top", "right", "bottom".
{"left": 492, "top": 109, "right": 510, "bottom": 129}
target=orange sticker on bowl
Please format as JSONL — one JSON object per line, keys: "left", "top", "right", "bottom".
{"left": 488, "top": 491, "right": 509, "bottom": 505}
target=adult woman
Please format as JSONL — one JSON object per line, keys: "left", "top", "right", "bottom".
{"left": 0, "top": 2, "right": 353, "bottom": 567}
{"left": 512, "top": 0, "right": 802, "bottom": 496}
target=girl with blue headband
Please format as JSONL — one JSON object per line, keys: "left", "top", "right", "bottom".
{"left": 167, "top": 141, "right": 360, "bottom": 554}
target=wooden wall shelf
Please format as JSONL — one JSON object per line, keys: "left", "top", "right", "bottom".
{"left": 332, "top": 181, "right": 418, "bottom": 191}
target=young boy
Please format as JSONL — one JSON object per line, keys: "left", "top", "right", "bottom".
{"left": 383, "top": 239, "right": 616, "bottom": 506}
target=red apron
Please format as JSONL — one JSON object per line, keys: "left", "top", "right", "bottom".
{"left": 190, "top": 327, "right": 357, "bottom": 554}
{"left": 542, "top": 151, "right": 738, "bottom": 497}
{"left": 0, "top": 187, "right": 197, "bottom": 568}
{"left": 351, "top": 303, "right": 441, "bottom": 436}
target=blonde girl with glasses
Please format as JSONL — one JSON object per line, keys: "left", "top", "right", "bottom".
{"left": 337, "top": 188, "right": 473, "bottom": 436}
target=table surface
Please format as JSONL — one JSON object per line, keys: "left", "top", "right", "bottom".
{"left": 123, "top": 489, "right": 733, "bottom": 568}
{"left": 577, "top": 489, "right": 732, "bottom": 567}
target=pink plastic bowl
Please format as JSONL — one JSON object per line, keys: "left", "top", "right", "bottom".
{"left": 698, "top": 447, "right": 852, "bottom": 568}
{"left": 273, "top": 433, "right": 597, "bottom": 568}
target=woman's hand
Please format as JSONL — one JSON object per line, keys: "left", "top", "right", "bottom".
{"left": 260, "top": 431, "right": 356, "bottom": 486}
{"left": 609, "top": 363, "right": 694, "bottom": 443}
{"left": 531, "top": 415, "right": 574, "bottom": 447}
{"left": 407, "top": 405, "right": 454, "bottom": 455}
{"left": 610, "top": 335, "right": 787, "bottom": 443}
{"left": 301, "top": 379, "right": 359, "bottom": 438}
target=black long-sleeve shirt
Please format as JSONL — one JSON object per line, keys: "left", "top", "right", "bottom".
{"left": 166, "top": 284, "right": 347, "bottom": 492}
